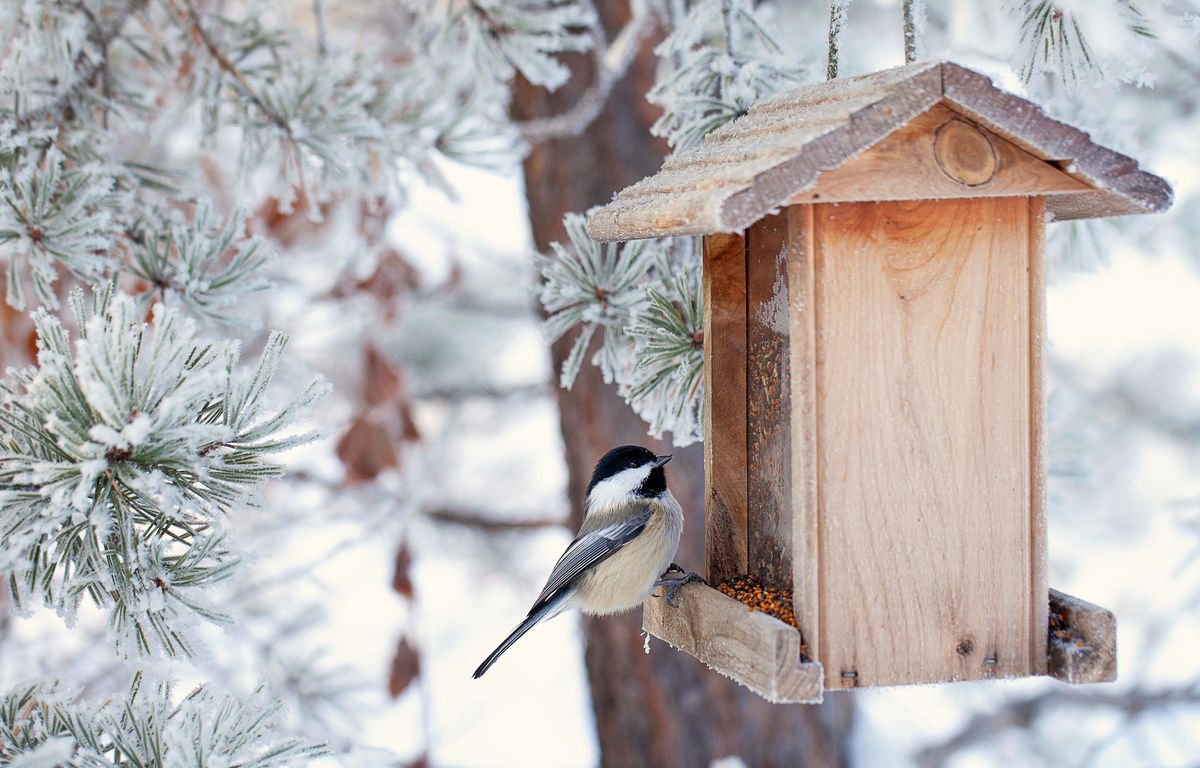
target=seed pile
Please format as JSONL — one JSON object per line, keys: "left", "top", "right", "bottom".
{"left": 1049, "top": 608, "right": 1086, "bottom": 648}
{"left": 717, "top": 575, "right": 809, "bottom": 659}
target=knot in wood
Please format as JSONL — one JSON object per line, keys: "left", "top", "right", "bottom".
{"left": 933, "top": 119, "right": 997, "bottom": 187}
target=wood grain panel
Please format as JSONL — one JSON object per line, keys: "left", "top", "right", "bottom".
{"left": 746, "top": 214, "right": 793, "bottom": 589}
{"left": 643, "top": 581, "right": 823, "bottom": 703}
{"left": 703, "top": 233, "right": 749, "bottom": 586}
{"left": 815, "top": 198, "right": 1033, "bottom": 688}
{"left": 1028, "top": 198, "right": 1049, "bottom": 675}
{"left": 788, "top": 105, "right": 1089, "bottom": 207}
{"left": 786, "top": 206, "right": 821, "bottom": 660}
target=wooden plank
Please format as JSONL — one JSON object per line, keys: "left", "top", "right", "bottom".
{"left": 643, "top": 581, "right": 823, "bottom": 703}
{"left": 786, "top": 206, "right": 821, "bottom": 665}
{"left": 1029, "top": 198, "right": 1049, "bottom": 675}
{"left": 746, "top": 214, "right": 792, "bottom": 590}
{"left": 788, "top": 105, "right": 1090, "bottom": 207}
{"left": 1047, "top": 589, "right": 1117, "bottom": 684}
{"left": 703, "top": 233, "right": 749, "bottom": 586}
{"left": 815, "top": 198, "right": 1033, "bottom": 688}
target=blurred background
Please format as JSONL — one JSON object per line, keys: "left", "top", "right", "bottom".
{"left": 1, "top": 0, "right": 1198, "bottom": 766}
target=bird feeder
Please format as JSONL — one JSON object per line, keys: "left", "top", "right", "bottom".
{"left": 586, "top": 61, "right": 1171, "bottom": 703}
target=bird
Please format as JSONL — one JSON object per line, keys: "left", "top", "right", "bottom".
{"left": 472, "top": 444, "right": 702, "bottom": 679}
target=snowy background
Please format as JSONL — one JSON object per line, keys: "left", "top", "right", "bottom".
{"left": 2, "top": 0, "right": 1199, "bottom": 766}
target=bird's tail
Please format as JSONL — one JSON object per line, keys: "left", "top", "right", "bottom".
{"left": 472, "top": 595, "right": 564, "bottom": 679}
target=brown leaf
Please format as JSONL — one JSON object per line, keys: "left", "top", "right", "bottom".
{"left": 0, "top": 299, "right": 38, "bottom": 370}
{"left": 352, "top": 249, "right": 419, "bottom": 315}
{"left": 388, "top": 637, "right": 421, "bottom": 698}
{"left": 392, "top": 545, "right": 414, "bottom": 598}
{"left": 397, "top": 398, "right": 422, "bottom": 443}
{"left": 364, "top": 345, "right": 401, "bottom": 407}
{"left": 335, "top": 415, "right": 399, "bottom": 484}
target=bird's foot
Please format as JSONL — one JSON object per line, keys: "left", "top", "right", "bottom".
{"left": 654, "top": 566, "right": 705, "bottom": 607}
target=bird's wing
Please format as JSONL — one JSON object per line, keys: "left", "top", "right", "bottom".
{"left": 530, "top": 504, "right": 653, "bottom": 612}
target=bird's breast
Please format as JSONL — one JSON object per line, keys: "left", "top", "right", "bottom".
{"left": 575, "top": 494, "right": 683, "bottom": 616}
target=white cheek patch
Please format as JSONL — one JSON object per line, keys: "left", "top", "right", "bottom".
{"left": 588, "top": 465, "right": 651, "bottom": 510}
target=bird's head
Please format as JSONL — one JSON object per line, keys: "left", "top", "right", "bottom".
{"left": 585, "top": 445, "right": 672, "bottom": 508}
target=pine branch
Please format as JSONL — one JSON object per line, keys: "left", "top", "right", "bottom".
{"left": 12, "top": 0, "right": 149, "bottom": 130}
{"left": 0, "top": 673, "right": 331, "bottom": 766}
{"left": 0, "top": 285, "right": 329, "bottom": 657}
{"left": 517, "top": 7, "right": 652, "bottom": 143}
{"left": 174, "top": 0, "right": 291, "bottom": 133}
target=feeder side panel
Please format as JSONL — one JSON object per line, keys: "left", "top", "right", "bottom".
{"left": 1028, "top": 197, "right": 1049, "bottom": 675}
{"left": 746, "top": 214, "right": 794, "bottom": 591}
{"left": 703, "top": 233, "right": 750, "bottom": 587}
{"left": 815, "top": 198, "right": 1034, "bottom": 689}
{"left": 786, "top": 205, "right": 822, "bottom": 662}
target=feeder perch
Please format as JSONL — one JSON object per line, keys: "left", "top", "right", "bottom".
{"left": 587, "top": 61, "right": 1171, "bottom": 703}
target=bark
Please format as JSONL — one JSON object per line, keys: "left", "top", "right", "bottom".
{"left": 513, "top": 3, "right": 855, "bottom": 766}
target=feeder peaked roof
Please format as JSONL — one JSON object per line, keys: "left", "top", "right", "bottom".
{"left": 587, "top": 61, "right": 1173, "bottom": 242}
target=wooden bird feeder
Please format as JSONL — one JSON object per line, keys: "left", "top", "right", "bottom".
{"left": 587, "top": 61, "right": 1171, "bottom": 703}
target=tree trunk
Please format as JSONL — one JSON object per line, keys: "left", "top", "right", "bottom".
{"left": 513, "top": 4, "right": 855, "bottom": 766}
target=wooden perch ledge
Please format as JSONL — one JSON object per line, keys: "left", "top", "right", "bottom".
{"left": 644, "top": 585, "right": 1115, "bottom": 702}
{"left": 1047, "top": 588, "right": 1117, "bottom": 685}
{"left": 643, "top": 581, "right": 824, "bottom": 704}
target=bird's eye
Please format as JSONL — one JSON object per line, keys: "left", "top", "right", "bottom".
{"left": 628, "top": 461, "right": 638, "bottom": 468}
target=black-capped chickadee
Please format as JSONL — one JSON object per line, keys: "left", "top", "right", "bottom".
{"left": 472, "top": 445, "right": 701, "bottom": 679}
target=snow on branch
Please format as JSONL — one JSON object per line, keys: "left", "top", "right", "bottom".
{"left": 537, "top": 214, "right": 704, "bottom": 445}
{"left": 0, "top": 673, "right": 329, "bottom": 766}
{"left": 129, "top": 202, "right": 271, "bottom": 330}
{"left": 1009, "top": 0, "right": 1157, "bottom": 85}
{"left": 0, "top": 147, "right": 116, "bottom": 310}
{"left": 0, "top": 284, "right": 328, "bottom": 658}
{"left": 462, "top": 0, "right": 598, "bottom": 91}
{"left": 625, "top": 247, "right": 704, "bottom": 443}
{"left": 649, "top": 0, "right": 806, "bottom": 152}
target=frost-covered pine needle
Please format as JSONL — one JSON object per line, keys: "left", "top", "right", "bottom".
{"left": 0, "top": 673, "right": 330, "bottom": 766}
{"left": 536, "top": 212, "right": 667, "bottom": 389}
{"left": 625, "top": 252, "right": 704, "bottom": 444}
{"left": 131, "top": 202, "right": 271, "bottom": 329}
{"left": 0, "top": 284, "right": 329, "bottom": 658}
{"left": 649, "top": 0, "right": 805, "bottom": 152}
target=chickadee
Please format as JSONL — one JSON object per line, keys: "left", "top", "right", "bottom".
{"left": 472, "top": 445, "right": 701, "bottom": 679}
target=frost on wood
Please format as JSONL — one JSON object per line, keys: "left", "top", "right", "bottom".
{"left": 0, "top": 284, "right": 328, "bottom": 658}
{"left": 0, "top": 673, "right": 329, "bottom": 767}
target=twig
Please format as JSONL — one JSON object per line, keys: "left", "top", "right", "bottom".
{"left": 425, "top": 506, "right": 560, "bottom": 532}
{"left": 174, "top": 0, "right": 289, "bottom": 132}
{"left": 516, "top": 8, "right": 653, "bottom": 144}
{"left": 826, "top": 0, "right": 851, "bottom": 80}
{"left": 902, "top": 0, "right": 922, "bottom": 64}
{"left": 14, "top": 0, "right": 149, "bottom": 130}
{"left": 720, "top": 0, "right": 736, "bottom": 57}
{"left": 413, "top": 382, "right": 550, "bottom": 402}
{"left": 915, "top": 686, "right": 1200, "bottom": 768}
{"left": 312, "top": 0, "right": 329, "bottom": 58}
{"left": 173, "top": 0, "right": 309, "bottom": 197}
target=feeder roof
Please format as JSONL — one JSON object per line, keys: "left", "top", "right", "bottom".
{"left": 587, "top": 61, "right": 1173, "bottom": 242}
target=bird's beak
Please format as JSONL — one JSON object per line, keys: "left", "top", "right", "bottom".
{"left": 652, "top": 455, "right": 672, "bottom": 468}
